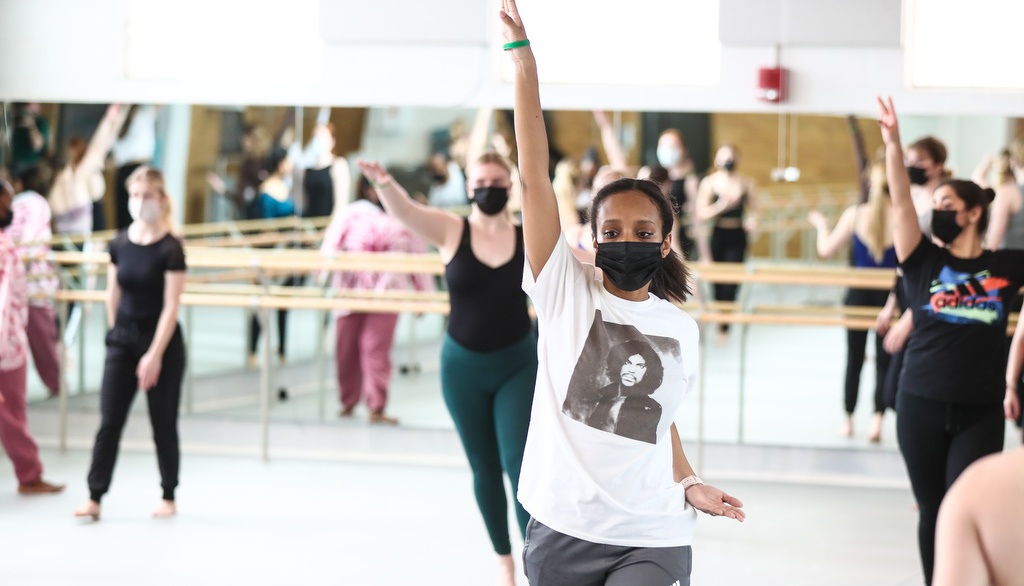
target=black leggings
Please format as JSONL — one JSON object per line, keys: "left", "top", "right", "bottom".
{"left": 248, "top": 275, "right": 301, "bottom": 357}
{"left": 710, "top": 227, "right": 747, "bottom": 333}
{"left": 88, "top": 324, "right": 186, "bottom": 502}
{"left": 844, "top": 288, "right": 891, "bottom": 414}
{"left": 896, "top": 392, "right": 1004, "bottom": 585}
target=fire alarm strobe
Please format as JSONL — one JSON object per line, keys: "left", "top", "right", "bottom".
{"left": 757, "top": 67, "right": 788, "bottom": 103}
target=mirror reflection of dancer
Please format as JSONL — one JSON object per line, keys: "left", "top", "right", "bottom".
{"left": 586, "top": 340, "right": 663, "bottom": 444}
{"left": 878, "top": 98, "right": 1024, "bottom": 585}
{"left": 357, "top": 153, "right": 536, "bottom": 586}
{"left": 502, "top": 3, "right": 744, "bottom": 585}
{"left": 74, "top": 167, "right": 187, "bottom": 521}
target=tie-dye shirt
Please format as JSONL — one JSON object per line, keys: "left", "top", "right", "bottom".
{"left": 0, "top": 230, "right": 29, "bottom": 372}
{"left": 319, "top": 200, "right": 434, "bottom": 316}
{"left": 3, "top": 191, "right": 59, "bottom": 308}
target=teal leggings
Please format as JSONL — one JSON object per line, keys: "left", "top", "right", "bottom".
{"left": 441, "top": 332, "right": 537, "bottom": 555}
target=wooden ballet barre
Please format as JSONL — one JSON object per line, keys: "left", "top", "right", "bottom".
{"left": 23, "top": 216, "right": 333, "bottom": 248}
{"left": 52, "top": 290, "right": 450, "bottom": 314}
{"left": 191, "top": 231, "right": 325, "bottom": 248}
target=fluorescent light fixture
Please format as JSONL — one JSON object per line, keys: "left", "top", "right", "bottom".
{"left": 909, "top": 0, "right": 1024, "bottom": 89}
{"left": 503, "top": 0, "right": 720, "bottom": 85}
{"left": 127, "top": 0, "right": 323, "bottom": 82}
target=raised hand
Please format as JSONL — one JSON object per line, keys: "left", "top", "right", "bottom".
{"left": 685, "top": 484, "right": 745, "bottom": 522}
{"left": 593, "top": 110, "right": 611, "bottom": 129}
{"left": 499, "top": 0, "right": 528, "bottom": 48}
{"left": 876, "top": 96, "right": 900, "bottom": 146}
{"left": 355, "top": 159, "right": 391, "bottom": 186}
{"left": 808, "top": 210, "right": 828, "bottom": 230}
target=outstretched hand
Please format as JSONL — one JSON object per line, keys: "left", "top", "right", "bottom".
{"left": 685, "top": 484, "right": 745, "bottom": 522}
{"left": 876, "top": 96, "right": 901, "bottom": 146}
{"left": 808, "top": 210, "right": 828, "bottom": 230}
{"left": 355, "top": 159, "right": 391, "bottom": 186}
{"left": 499, "top": 0, "right": 528, "bottom": 52}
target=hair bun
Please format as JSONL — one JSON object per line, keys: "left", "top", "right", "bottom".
{"left": 983, "top": 187, "right": 996, "bottom": 204}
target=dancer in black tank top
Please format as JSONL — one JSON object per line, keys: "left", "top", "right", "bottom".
{"left": 446, "top": 217, "right": 531, "bottom": 350}
{"left": 357, "top": 153, "right": 537, "bottom": 586}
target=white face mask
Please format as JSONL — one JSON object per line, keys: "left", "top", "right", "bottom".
{"left": 657, "top": 146, "right": 682, "bottom": 168}
{"left": 128, "top": 198, "right": 163, "bottom": 223}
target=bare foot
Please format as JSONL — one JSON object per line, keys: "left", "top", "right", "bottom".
{"left": 714, "top": 330, "right": 729, "bottom": 346}
{"left": 339, "top": 405, "right": 355, "bottom": 418}
{"left": 153, "top": 500, "right": 176, "bottom": 518}
{"left": 497, "top": 554, "right": 516, "bottom": 586}
{"left": 246, "top": 354, "right": 258, "bottom": 370}
{"left": 838, "top": 415, "right": 853, "bottom": 438}
{"left": 18, "top": 479, "right": 66, "bottom": 494}
{"left": 867, "top": 412, "right": 883, "bottom": 443}
{"left": 73, "top": 500, "right": 101, "bottom": 521}
{"left": 368, "top": 410, "right": 399, "bottom": 425}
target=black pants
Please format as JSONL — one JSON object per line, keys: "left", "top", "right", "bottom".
{"left": 844, "top": 288, "right": 891, "bottom": 414}
{"left": 896, "top": 391, "right": 1004, "bottom": 585}
{"left": 247, "top": 276, "right": 300, "bottom": 357}
{"left": 710, "top": 226, "right": 747, "bottom": 333}
{"left": 115, "top": 163, "right": 144, "bottom": 230}
{"left": 87, "top": 323, "right": 186, "bottom": 502}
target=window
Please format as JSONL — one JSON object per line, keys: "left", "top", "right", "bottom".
{"left": 908, "top": 0, "right": 1024, "bottom": 89}
{"left": 126, "top": 0, "right": 323, "bottom": 82}
{"left": 502, "top": 0, "right": 720, "bottom": 86}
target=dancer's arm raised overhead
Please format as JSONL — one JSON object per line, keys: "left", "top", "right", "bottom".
{"left": 355, "top": 159, "right": 463, "bottom": 261}
{"left": 501, "top": 0, "right": 561, "bottom": 279}
{"left": 877, "top": 97, "right": 920, "bottom": 262}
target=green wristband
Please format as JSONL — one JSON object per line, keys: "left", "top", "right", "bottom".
{"left": 503, "top": 39, "right": 530, "bottom": 51}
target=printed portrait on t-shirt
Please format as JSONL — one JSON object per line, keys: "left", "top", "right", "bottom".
{"left": 562, "top": 311, "right": 682, "bottom": 444}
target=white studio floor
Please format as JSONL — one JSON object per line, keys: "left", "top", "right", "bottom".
{"left": 1, "top": 448, "right": 925, "bottom": 586}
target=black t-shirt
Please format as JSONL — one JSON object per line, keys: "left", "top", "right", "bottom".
{"left": 109, "top": 231, "right": 186, "bottom": 325}
{"left": 900, "top": 236, "right": 1024, "bottom": 404}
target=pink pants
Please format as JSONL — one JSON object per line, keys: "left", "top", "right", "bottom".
{"left": 335, "top": 313, "right": 400, "bottom": 412}
{"left": 26, "top": 305, "right": 61, "bottom": 396}
{"left": 0, "top": 365, "right": 44, "bottom": 484}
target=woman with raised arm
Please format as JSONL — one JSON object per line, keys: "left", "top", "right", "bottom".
{"left": 501, "top": 3, "right": 743, "bottom": 585}
{"left": 877, "top": 97, "right": 1024, "bottom": 586}
{"left": 696, "top": 144, "right": 760, "bottom": 345}
{"left": 74, "top": 167, "right": 187, "bottom": 521}
{"left": 808, "top": 162, "right": 896, "bottom": 442}
{"left": 356, "top": 151, "right": 536, "bottom": 586}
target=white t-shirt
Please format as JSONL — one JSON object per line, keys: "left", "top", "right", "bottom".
{"left": 519, "top": 238, "right": 699, "bottom": 547}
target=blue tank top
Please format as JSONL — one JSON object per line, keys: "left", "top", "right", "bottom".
{"left": 851, "top": 234, "right": 896, "bottom": 269}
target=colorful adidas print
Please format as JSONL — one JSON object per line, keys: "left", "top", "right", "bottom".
{"left": 924, "top": 267, "right": 1009, "bottom": 326}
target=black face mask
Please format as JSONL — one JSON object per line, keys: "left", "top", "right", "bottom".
{"left": 431, "top": 173, "right": 448, "bottom": 184}
{"left": 907, "top": 166, "right": 928, "bottom": 186}
{"left": 471, "top": 187, "right": 509, "bottom": 215}
{"left": 595, "top": 241, "right": 665, "bottom": 292}
{"left": 931, "top": 209, "right": 963, "bottom": 245}
{"left": 721, "top": 160, "right": 736, "bottom": 173}
{"left": 0, "top": 208, "right": 13, "bottom": 230}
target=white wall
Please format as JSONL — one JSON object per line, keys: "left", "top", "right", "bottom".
{"left": 2, "top": 0, "right": 1024, "bottom": 116}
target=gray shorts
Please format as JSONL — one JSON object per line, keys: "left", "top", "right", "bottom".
{"left": 522, "top": 517, "right": 692, "bottom": 586}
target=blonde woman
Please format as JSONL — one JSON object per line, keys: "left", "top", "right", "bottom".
{"left": 809, "top": 162, "right": 896, "bottom": 441}
{"left": 74, "top": 167, "right": 186, "bottom": 521}
{"left": 973, "top": 150, "right": 1024, "bottom": 251}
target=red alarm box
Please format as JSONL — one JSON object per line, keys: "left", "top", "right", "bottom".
{"left": 757, "top": 67, "right": 788, "bottom": 103}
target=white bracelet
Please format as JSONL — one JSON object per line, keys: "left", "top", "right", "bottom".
{"left": 680, "top": 475, "right": 704, "bottom": 491}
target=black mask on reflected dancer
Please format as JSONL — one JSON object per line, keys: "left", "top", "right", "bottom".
{"left": 907, "top": 166, "right": 928, "bottom": 186}
{"left": 0, "top": 208, "right": 13, "bottom": 230}
{"left": 471, "top": 187, "right": 509, "bottom": 215}
{"left": 930, "top": 209, "right": 963, "bottom": 245}
{"left": 595, "top": 241, "right": 665, "bottom": 292}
